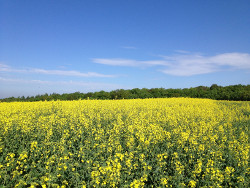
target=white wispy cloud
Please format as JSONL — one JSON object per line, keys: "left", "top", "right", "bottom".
{"left": 0, "top": 77, "right": 123, "bottom": 98}
{"left": 93, "top": 52, "right": 250, "bottom": 76}
{"left": 0, "top": 77, "right": 122, "bottom": 90}
{"left": 0, "top": 77, "right": 51, "bottom": 84}
{"left": 174, "top": 50, "right": 190, "bottom": 54}
{"left": 0, "top": 64, "right": 115, "bottom": 78}
{"left": 161, "top": 52, "right": 250, "bottom": 76}
{"left": 0, "top": 77, "right": 119, "bottom": 86}
{"left": 30, "top": 69, "right": 114, "bottom": 77}
{"left": 0, "top": 64, "right": 10, "bottom": 71}
{"left": 121, "top": 46, "right": 137, "bottom": 49}
{"left": 92, "top": 58, "right": 167, "bottom": 67}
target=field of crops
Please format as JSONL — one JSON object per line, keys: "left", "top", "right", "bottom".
{"left": 0, "top": 98, "right": 249, "bottom": 187}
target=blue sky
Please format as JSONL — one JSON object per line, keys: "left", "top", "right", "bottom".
{"left": 0, "top": 0, "right": 250, "bottom": 98}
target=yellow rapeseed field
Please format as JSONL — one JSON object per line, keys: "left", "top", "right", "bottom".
{"left": 0, "top": 98, "right": 249, "bottom": 187}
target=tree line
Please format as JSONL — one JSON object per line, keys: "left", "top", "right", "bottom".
{"left": 1, "top": 84, "right": 250, "bottom": 102}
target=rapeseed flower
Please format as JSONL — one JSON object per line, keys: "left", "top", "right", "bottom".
{"left": 0, "top": 98, "right": 249, "bottom": 187}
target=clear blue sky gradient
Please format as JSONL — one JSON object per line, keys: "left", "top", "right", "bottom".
{"left": 0, "top": 0, "right": 250, "bottom": 98}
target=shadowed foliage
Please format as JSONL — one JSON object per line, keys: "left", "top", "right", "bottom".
{"left": 1, "top": 84, "right": 250, "bottom": 102}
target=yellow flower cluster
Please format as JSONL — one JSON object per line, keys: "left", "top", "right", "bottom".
{"left": 0, "top": 98, "right": 249, "bottom": 187}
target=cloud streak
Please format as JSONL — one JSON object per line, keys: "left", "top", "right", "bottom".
{"left": 93, "top": 52, "right": 250, "bottom": 76}
{"left": 0, "top": 77, "right": 123, "bottom": 98}
{"left": 0, "top": 77, "right": 121, "bottom": 88}
{"left": 92, "top": 58, "right": 167, "bottom": 67}
{"left": 121, "top": 46, "right": 137, "bottom": 49}
{"left": 0, "top": 77, "right": 51, "bottom": 84}
{"left": 31, "top": 69, "right": 115, "bottom": 77}
{"left": 0, "top": 64, "right": 115, "bottom": 78}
